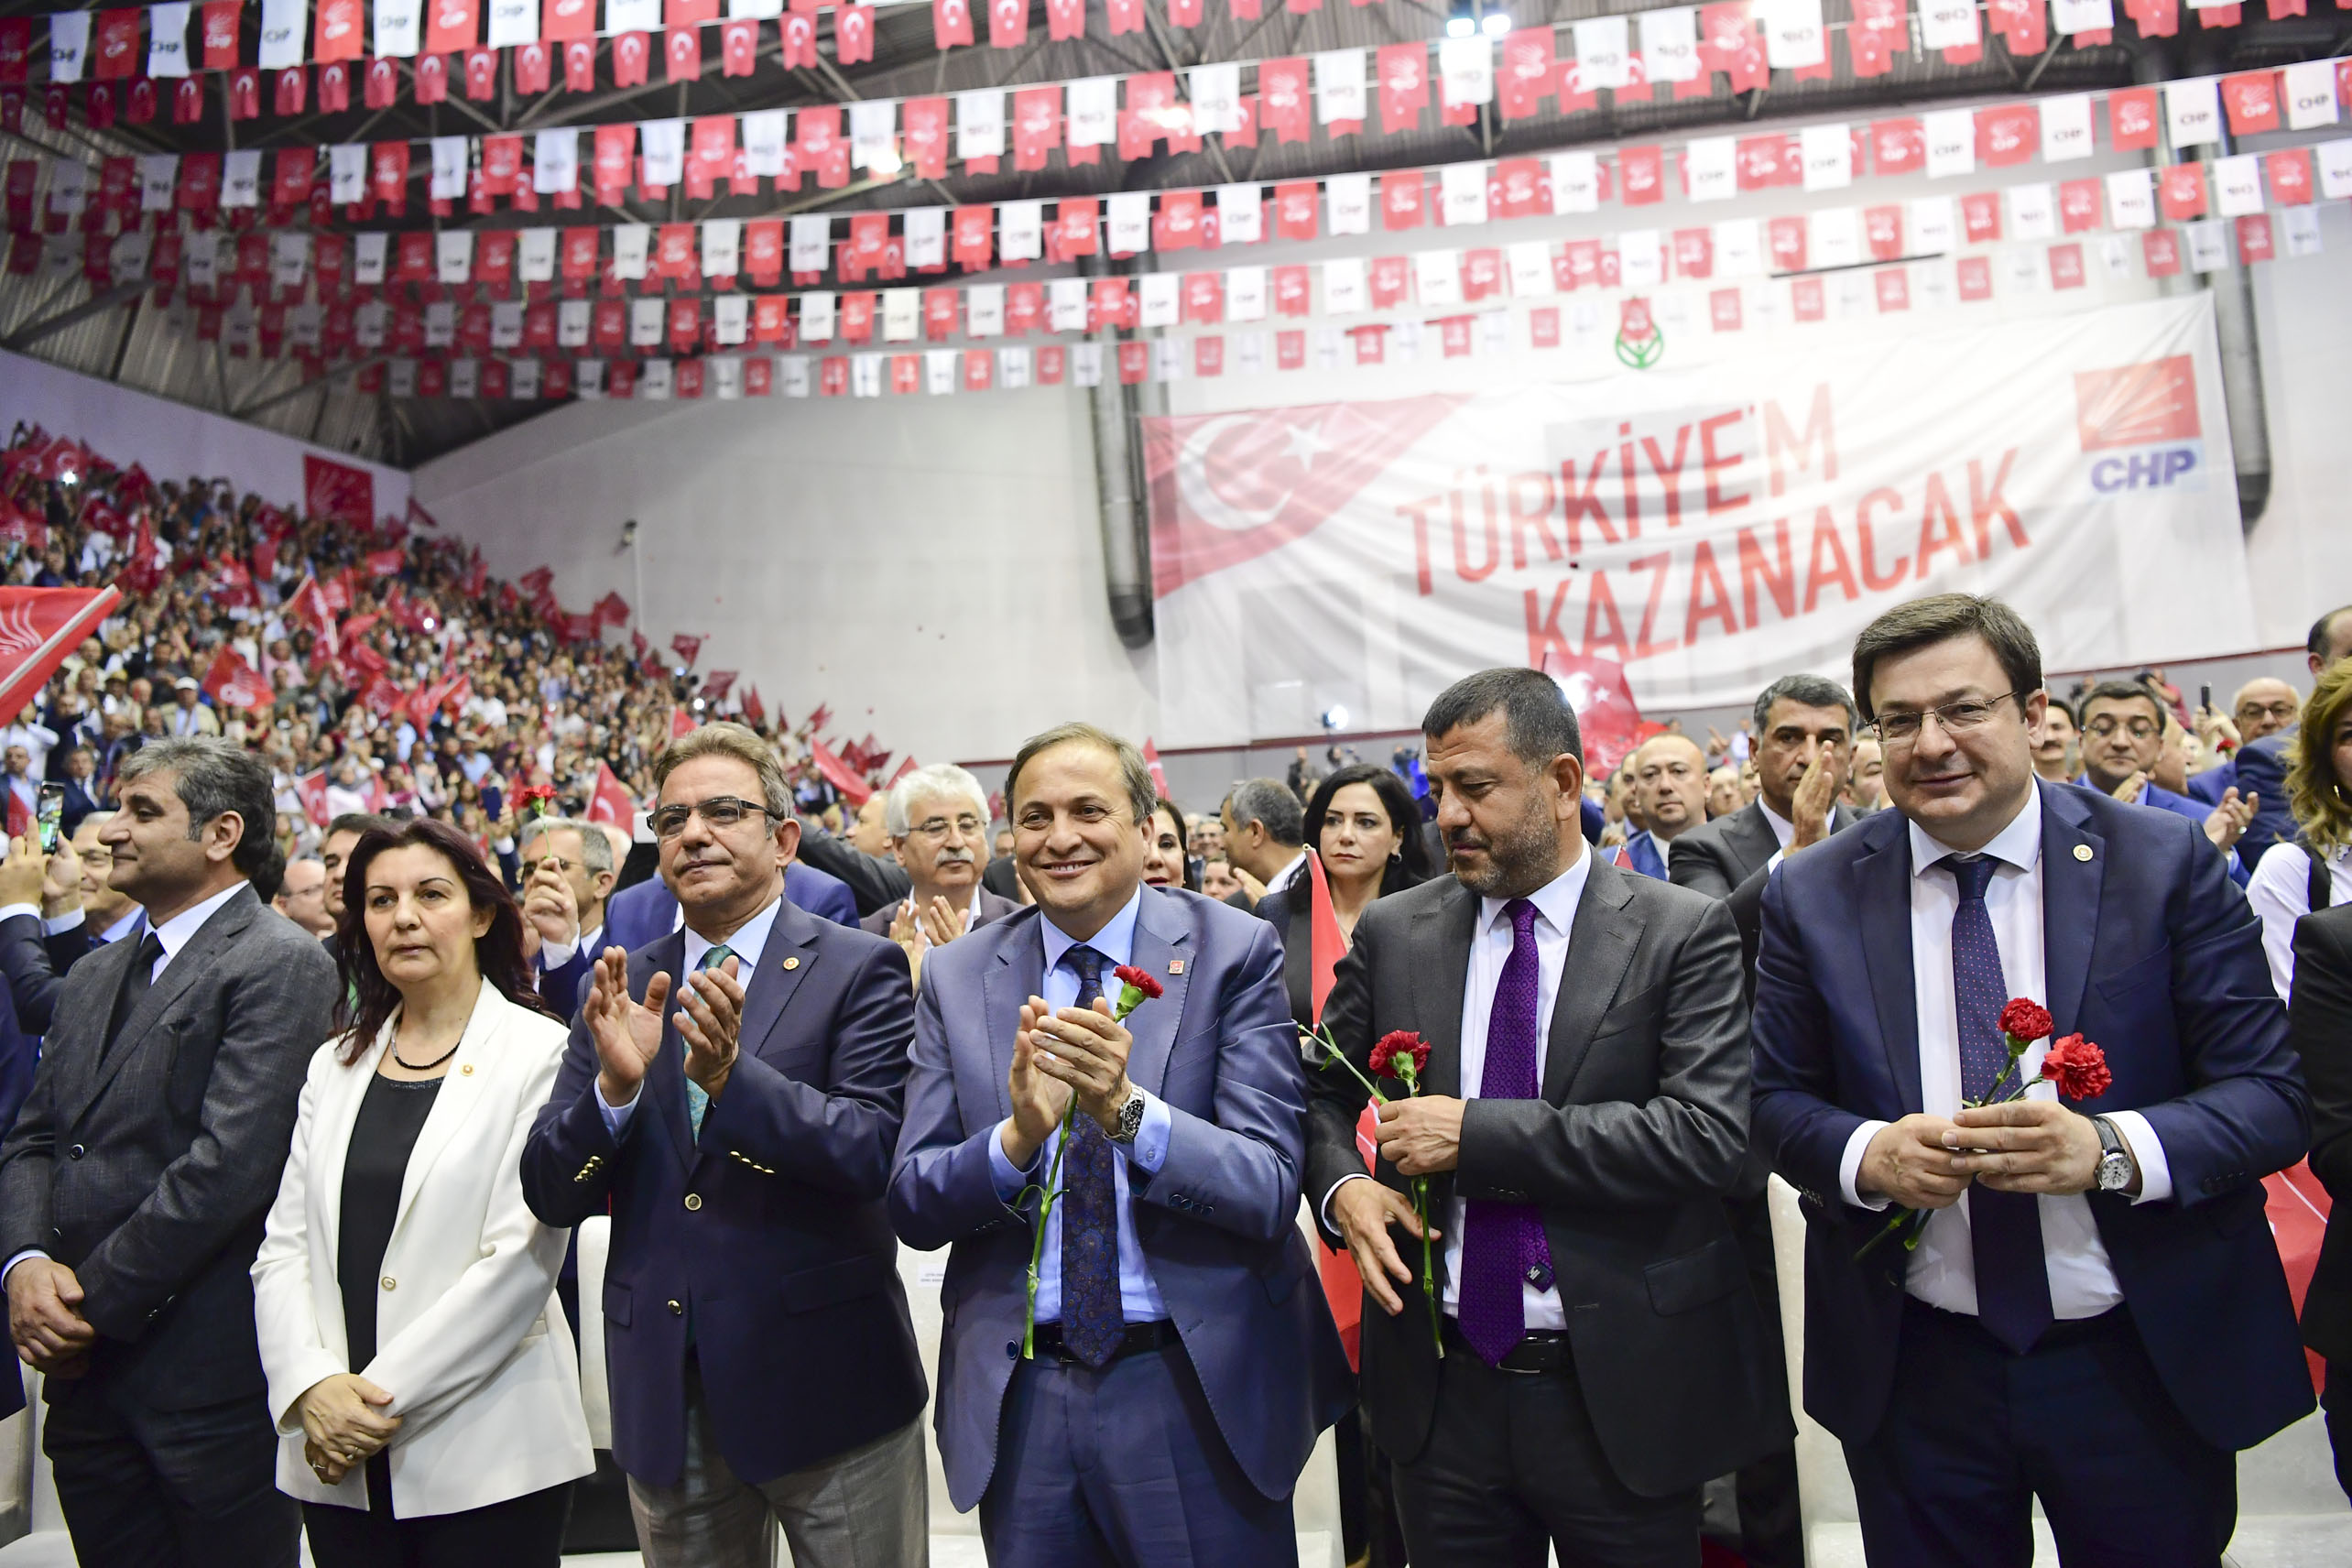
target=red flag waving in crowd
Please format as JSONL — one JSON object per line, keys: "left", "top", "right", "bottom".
{"left": 201, "top": 647, "right": 274, "bottom": 711}
{"left": 0, "top": 586, "right": 122, "bottom": 718}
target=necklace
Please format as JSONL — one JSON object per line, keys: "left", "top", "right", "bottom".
{"left": 391, "top": 1036, "right": 463, "bottom": 1072}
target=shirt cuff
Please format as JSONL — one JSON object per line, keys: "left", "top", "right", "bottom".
{"left": 598, "top": 1084, "right": 642, "bottom": 1140}
{"left": 0, "top": 904, "right": 39, "bottom": 927}
{"left": 3, "top": 1249, "right": 48, "bottom": 1288}
{"left": 1320, "top": 1171, "right": 1374, "bottom": 1232}
{"left": 986, "top": 1117, "right": 1042, "bottom": 1201}
{"left": 1840, "top": 1120, "right": 1893, "bottom": 1210}
{"left": 539, "top": 935, "right": 578, "bottom": 970}
{"left": 2103, "top": 1110, "right": 2172, "bottom": 1204}
{"left": 1117, "top": 1091, "right": 1172, "bottom": 1176}
{"left": 1766, "top": 847, "right": 1787, "bottom": 876}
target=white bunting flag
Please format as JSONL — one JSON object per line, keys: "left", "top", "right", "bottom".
{"left": 519, "top": 227, "right": 556, "bottom": 281}
{"left": 354, "top": 233, "right": 387, "bottom": 286}
{"left": 800, "top": 292, "right": 836, "bottom": 343}
{"left": 1715, "top": 218, "right": 1763, "bottom": 278}
{"left": 2184, "top": 219, "right": 2229, "bottom": 273}
{"left": 2041, "top": 95, "right": 2094, "bottom": 162}
{"left": 2008, "top": 183, "right": 2056, "bottom": 241}
{"left": 491, "top": 301, "right": 523, "bottom": 348}
{"left": 996, "top": 347, "right": 1029, "bottom": 390}
{"left": 1106, "top": 191, "right": 1151, "bottom": 254}
{"left": 1800, "top": 123, "right": 1852, "bottom": 191}
{"left": 882, "top": 289, "right": 920, "bottom": 343}
{"left": 614, "top": 224, "right": 650, "bottom": 279}
{"left": 534, "top": 129, "right": 578, "bottom": 193}
{"left": 1047, "top": 278, "right": 1087, "bottom": 333}
{"left": 437, "top": 232, "right": 474, "bottom": 286}
{"left": 779, "top": 356, "right": 811, "bottom": 398}
{"left": 1414, "top": 250, "right": 1463, "bottom": 308}
{"left": 137, "top": 154, "right": 180, "bottom": 212}
{"left": 1924, "top": 109, "right": 1976, "bottom": 180}
{"left": 1437, "top": 37, "right": 1493, "bottom": 106}
{"left": 2210, "top": 155, "right": 2264, "bottom": 216}
{"left": 905, "top": 208, "right": 946, "bottom": 271}
{"left": 741, "top": 111, "right": 789, "bottom": 176}
{"left": 147, "top": 4, "right": 192, "bottom": 77}
{"left": 557, "top": 299, "right": 590, "bottom": 347}
{"left": 1138, "top": 273, "right": 1180, "bottom": 329}
{"left": 1323, "top": 257, "right": 1367, "bottom": 316}
{"left": 702, "top": 219, "right": 741, "bottom": 278}
{"left": 998, "top": 200, "right": 1042, "bottom": 261}
{"left": 2281, "top": 204, "right": 2323, "bottom": 257}
{"left": 966, "top": 285, "right": 1004, "bottom": 338}
{"left": 375, "top": 0, "right": 420, "bottom": 57}
{"left": 957, "top": 91, "right": 1006, "bottom": 161}
{"left": 1227, "top": 267, "right": 1267, "bottom": 321}
{"left": 1619, "top": 229, "right": 1663, "bottom": 289}
{"left": 1917, "top": 0, "right": 1976, "bottom": 50}
{"left": 2165, "top": 78, "right": 2223, "bottom": 147}
{"left": 1314, "top": 49, "right": 1367, "bottom": 125}
{"left": 850, "top": 102, "right": 896, "bottom": 170}
{"left": 789, "top": 216, "right": 829, "bottom": 274}
{"left": 221, "top": 149, "right": 262, "bottom": 208}
{"left": 1508, "top": 241, "right": 1553, "bottom": 297}
{"left": 639, "top": 121, "right": 685, "bottom": 188}
{"left": 2050, "top": 0, "right": 2113, "bottom": 31}
{"left": 1549, "top": 151, "right": 1600, "bottom": 212}
{"left": 430, "top": 138, "right": 469, "bottom": 201}
{"left": 1640, "top": 7, "right": 1700, "bottom": 83}
{"left": 2104, "top": 169, "right": 2155, "bottom": 229}
{"left": 1216, "top": 184, "right": 1263, "bottom": 245}
{"left": 1762, "top": 0, "right": 1826, "bottom": 70}
{"left": 1327, "top": 172, "right": 1372, "bottom": 235}
{"left": 258, "top": 0, "right": 306, "bottom": 70}
{"left": 1190, "top": 63, "right": 1241, "bottom": 136}
{"left": 1908, "top": 196, "right": 1955, "bottom": 254}
{"left": 2282, "top": 60, "right": 2341, "bottom": 131}
{"left": 1440, "top": 163, "right": 1488, "bottom": 226}
{"left": 1685, "top": 136, "right": 1737, "bottom": 202}
{"left": 487, "top": 0, "right": 538, "bottom": 50}
{"left": 1572, "top": 17, "right": 1633, "bottom": 91}
{"left": 49, "top": 14, "right": 91, "bottom": 82}
{"left": 1067, "top": 78, "right": 1117, "bottom": 147}
{"left": 2315, "top": 138, "right": 2352, "bottom": 200}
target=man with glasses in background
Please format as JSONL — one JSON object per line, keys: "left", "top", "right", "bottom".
{"left": 2189, "top": 679, "right": 2302, "bottom": 808}
{"left": 2075, "top": 681, "right": 2255, "bottom": 883}
{"left": 523, "top": 723, "right": 929, "bottom": 1568}
{"left": 860, "top": 765, "right": 1019, "bottom": 991}
{"left": 1751, "top": 593, "right": 2311, "bottom": 1568}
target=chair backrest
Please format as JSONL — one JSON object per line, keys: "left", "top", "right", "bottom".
{"left": 574, "top": 1215, "right": 613, "bottom": 1451}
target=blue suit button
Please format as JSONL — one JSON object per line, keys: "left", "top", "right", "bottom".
{"left": 1007, "top": 1342, "right": 1019, "bottom": 1359}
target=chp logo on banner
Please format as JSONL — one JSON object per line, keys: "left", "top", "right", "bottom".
{"left": 1143, "top": 294, "right": 2256, "bottom": 742}
{"left": 0, "top": 586, "right": 124, "bottom": 717}
{"left": 201, "top": 646, "right": 274, "bottom": 711}
{"left": 303, "top": 454, "right": 375, "bottom": 525}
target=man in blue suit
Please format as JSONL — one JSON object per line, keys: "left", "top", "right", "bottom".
{"left": 2185, "top": 677, "right": 2300, "bottom": 807}
{"left": 1752, "top": 593, "right": 2312, "bottom": 1567}
{"left": 521, "top": 723, "right": 928, "bottom": 1568}
{"left": 890, "top": 722, "right": 1352, "bottom": 1566}
{"left": 1612, "top": 733, "right": 1711, "bottom": 881}
{"left": 602, "top": 851, "right": 857, "bottom": 959}
{"left": 2074, "top": 680, "right": 2255, "bottom": 885}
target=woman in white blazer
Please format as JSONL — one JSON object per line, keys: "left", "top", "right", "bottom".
{"left": 254, "top": 817, "right": 593, "bottom": 1565}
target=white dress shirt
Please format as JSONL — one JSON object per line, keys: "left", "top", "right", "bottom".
{"left": 985, "top": 887, "right": 1174, "bottom": 1323}
{"left": 888, "top": 887, "right": 986, "bottom": 951}
{"left": 1263, "top": 851, "right": 1308, "bottom": 897}
{"left": 1759, "top": 798, "right": 1835, "bottom": 877}
{"left": 599, "top": 897, "right": 781, "bottom": 1138}
{"left": 1836, "top": 781, "right": 2172, "bottom": 1322}
{"left": 534, "top": 922, "right": 604, "bottom": 975}
{"left": 1323, "top": 851, "right": 1594, "bottom": 1331}
{"left": 2246, "top": 839, "right": 2352, "bottom": 1002}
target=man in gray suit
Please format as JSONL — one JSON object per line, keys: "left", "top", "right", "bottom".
{"left": 1312, "top": 669, "right": 1785, "bottom": 1567}
{"left": 0, "top": 737, "right": 339, "bottom": 1567}
{"left": 890, "top": 722, "right": 1353, "bottom": 1565}
{"left": 857, "top": 765, "right": 1020, "bottom": 985}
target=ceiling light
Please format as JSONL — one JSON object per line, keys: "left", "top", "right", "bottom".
{"left": 1481, "top": 9, "right": 1512, "bottom": 36}
{"left": 1445, "top": 0, "right": 1475, "bottom": 38}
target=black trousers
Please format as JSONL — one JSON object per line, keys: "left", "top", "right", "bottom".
{"left": 1845, "top": 1299, "right": 2236, "bottom": 1568}
{"left": 1392, "top": 1330, "right": 1700, "bottom": 1568}
{"left": 2324, "top": 1359, "right": 2352, "bottom": 1506}
{"left": 42, "top": 1378, "right": 298, "bottom": 1568}
{"left": 1726, "top": 1189, "right": 1805, "bottom": 1568}
{"left": 303, "top": 1470, "right": 572, "bottom": 1568}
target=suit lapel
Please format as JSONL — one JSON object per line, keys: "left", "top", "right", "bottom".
{"left": 1124, "top": 890, "right": 1192, "bottom": 1097}
{"left": 1731, "top": 802, "right": 1780, "bottom": 884}
{"left": 2040, "top": 788, "right": 2103, "bottom": 1039}
{"left": 388, "top": 984, "right": 507, "bottom": 1236}
{"left": 1852, "top": 829, "right": 1923, "bottom": 1114}
{"left": 1541, "top": 857, "right": 1643, "bottom": 1103}
{"left": 1411, "top": 883, "right": 1478, "bottom": 1100}
{"left": 75, "top": 887, "right": 257, "bottom": 1120}
{"left": 736, "top": 901, "right": 817, "bottom": 1065}
{"left": 984, "top": 914, "right": 1046, "bottom": 1123}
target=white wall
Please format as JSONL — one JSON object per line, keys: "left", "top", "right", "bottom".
{"left": 0, "top": 350, "right": 409, "bottom": 523}
{"left": 410, "top": 110, "right": 2352, "bottom": 762}
{"left": 413, "top": 381, "right": 1155, "bottom": 764}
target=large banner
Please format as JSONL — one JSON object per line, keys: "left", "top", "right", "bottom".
{"left": 1143, "top": 295, "right": 2259, "bottom": 744}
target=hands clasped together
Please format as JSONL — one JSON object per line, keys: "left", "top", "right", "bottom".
{"left": 1002, "top": 996, "right": 1133, "bottom": 1163}
{"left": 1860, "top": 1101, "right": 2115, "bottom": 1211}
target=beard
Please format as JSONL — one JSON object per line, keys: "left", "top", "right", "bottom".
{"left": 1447, "top": 788, "right": 1565, "bottom": 897}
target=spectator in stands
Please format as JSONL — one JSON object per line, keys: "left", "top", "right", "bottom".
{"left": 2292, "top": 894, "right": 2352, "bottom": 1504}
{"left": 2191, "top": 678, "right": 2303, "bottom": 807}
{"left": 848, "top": 793, "right": 892, "bottom": 857}
{"left": 1140, "top": 798, "right": 1197, "bottom": 893}
{"left": 166, "top": 677, "right": 222, "bottom": 738}
{"left": 2231, "top": 608, "right": 2352, "bottom": 866}
{"left": 254, "top": 817, "right": 590, "bottom": 1564}
{"left": 1222, "top": 777, "right": 1309, "bottom": 904}
{"left": 272, "top": 855, "right": 334, "bottom": 938}
{"left": 1752, "top": 593, "right": 2311, "bottom": 1568}
{"left": 2247, "top": 662, "right": 2352, "bottom": 1001}
{"left": 1706, "top": 764, "right": 1743, "bottom": 820}
{"left": 517, "top": 815, "right": 617, "bottom": 1019}
{"left": 2077, "top": 681, "right": 2256, "bottom": 872}
{"left": 1846, "top": 735, "right": 1889, "bottom": 815}
{"left": 862, "top": 765, "right": 1018, "bottom": 990}
{"left": 1617, "top": 734, "right": 1711, "bottom": 879}
{"left": 0, "top": 738, "right": 340, "bottom": 1567}
{"left": 3, "top": 709, "right": 57, "bottom": 783}
{"left": 1189, "top": 814, "right": 1225, "bottom": 860}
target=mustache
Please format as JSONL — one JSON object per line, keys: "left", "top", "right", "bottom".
{"left": 934, "top": 848, "right": 975, "bottom": 866}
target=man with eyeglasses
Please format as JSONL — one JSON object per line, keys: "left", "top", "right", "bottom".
{"left": 523, "top": 722, "right": 929, "bottom": 1568}
{"left": 2187, "top": 677, "right": 2300, "bottom": 808}
{"left": 858, "top": 764, "right": 1019, "bottom": 989}
{"left": 2074, "top": 680, "right": 2255, "bottom": 881}
{"left": 1751, "top": 593, "right": 2310, "bottom": 1568}
{"left": 517, "top": 813, "right": 619, "bottom": 1018}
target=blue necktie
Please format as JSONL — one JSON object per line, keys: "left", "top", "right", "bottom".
{"left": 1943, "top": 855, "right": 2053, "bottom": 1355}
{"left": 684, "top": 943, "right": 733, "bottom": 1139}
{"left": 1057, "top": 944, "right": 1124, "bottom": 1367}
{"left": 1458, "top": 898, "right": 1556, "bottom": 1366}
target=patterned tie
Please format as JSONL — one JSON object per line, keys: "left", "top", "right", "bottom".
{"left": 1458, "top": 898, "right": 1556, "bottom": 1367}
{"left": 101, "top": 932, "right": 166, "bottom": 1065}
{"left": 1056, "top": 943, "right": 1125, "bottom": 1367}
{"left": 683, "top": 943, "right": 734, "bottom": 1139}
{"left": 1943, "top": 855, "right": 2053, "bottom": 1355}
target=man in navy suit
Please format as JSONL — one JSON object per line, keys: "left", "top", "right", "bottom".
{"left": 1751, "top": 593, "right": 2312, "bottom": 1567}
{"left": 522, "top": 724, "right": 928, "bottom": 1568}
{"left": 890, "top": 722, "right": 1352, "bottom": 1566}
{"left": 2186, "top": 677, "right": 2301, "bottom": 807}
{"left": 601, "top": 852, "right": 858, "bottom": 959}
{"left": 2075, "top": 680, "right": 2255, "bottom": 886}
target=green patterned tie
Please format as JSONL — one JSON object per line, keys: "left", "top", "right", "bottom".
{"left": 684, "top": 944, "right": 734, "bottom": 1138}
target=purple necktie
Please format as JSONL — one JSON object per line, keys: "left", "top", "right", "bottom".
{"left": 1457, "top": 898, "right": 1555, "bottom": 1367}
{"left": 1944, "top": 855, "right": 2053, "bottom": 1355}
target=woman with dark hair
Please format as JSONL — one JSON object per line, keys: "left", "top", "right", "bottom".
{"left": 253, "top": 817, "right": 593, "bottom": 1566}
{"left": 1253, "top": 761, "right": 1427, "bottom": 1568}
{"left": 1141, "top": 796, "right": 1199, "bottom": 892}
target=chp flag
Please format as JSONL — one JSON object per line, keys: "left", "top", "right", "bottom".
{"left": 0, "top": 587, "right": 122, "bottom": 718}
{"left": 1142, "top": 293, "right": 2256, "bottom": 743}
{"left": 201, "top": 647, "right": 275, "bottom": 711}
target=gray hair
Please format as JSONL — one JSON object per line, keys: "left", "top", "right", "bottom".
{"left": 1751, "top": 674, "right": 1858, "bottom": 737}
{"left": 117, "top": 736, "right": 277, "bottom": 877}
{"left": 1005, "top": 722, "right": 1156, "bottom": 829}
{"left": 654, "top": 722, "right": 791, "bottom": 820}
{"left": 1223, "top": 778, "right": 1304, "bottom": 848}
{"left": 886, "top": 764, "right": 989, "bottom": 838}
{"left": 517, "top": 813, "right": 615, "bottom": 877}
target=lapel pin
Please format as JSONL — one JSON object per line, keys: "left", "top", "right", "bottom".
{"left": 1168, "top": 960, "right": 1184, "bottom": 975}
{"left": 782, "top": 956, "right": 800, "bottom": 970}
{"left": 2074, "top": 844, "right": 2094, "bottom": 862}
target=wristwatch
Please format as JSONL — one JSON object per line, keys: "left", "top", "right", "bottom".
{"left": 2091, "top": 1116, "right": 2137, "bottom": 1193}
{"left": 1105, "top": 1086, "right": 1146, "bottom": 1146}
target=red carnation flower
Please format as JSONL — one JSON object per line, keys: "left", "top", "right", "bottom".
{"left": 1112, "top": 964, "right": 1163, "bottom": 1001}
{"left": 1998, "top": 997, "right": 2053, "bottom": 1043}
{"left": 1369, "top": 1030, "right": 1431, "bottom": 1080}
{"left": 2038, "top": 1034, "right": 2111, "bottom": 1101}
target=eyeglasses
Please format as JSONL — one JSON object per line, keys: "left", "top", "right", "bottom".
{"left": 907, "top": 814, "right": 985, "bottom": 842}
{"left": 649, "top": 795, "right": 776, "bottom": 839}
{"left": 1869, "top": 692, "right": 2020, "bottom": 746}
{"left": 2237, "top": 702, "right": 2299, "bottom": 726}
{"left": 2082, "top": 716, "right": 2160, "bottom": 742}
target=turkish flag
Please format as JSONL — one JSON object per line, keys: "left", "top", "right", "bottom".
{"left": 581, "top": 761, "right": 636, "bottom": 829}
{"left": 934, "top": 0, "right": 975, "bottom": 45}
{"left": 1540, "top": 651, "right": 1645, "bottom": 770}
{"left": 0, "top": 587, "right": 123, "bottom": 718}
{"left": 808, "top": 737, "right": 872, "bottom": 803}
{"left": 564, "top": 36, "right": 594, "bottom": 87}
{"left": 665, "top": 24, "right": 700, "bottom": 81}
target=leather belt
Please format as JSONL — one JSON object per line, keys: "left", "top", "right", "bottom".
{"left": 1029, "top": 1320, "right": 1181, "bottom": 1366}
{"left": 1442, "top": 1318, "right": 1574, "bottom": 1375}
